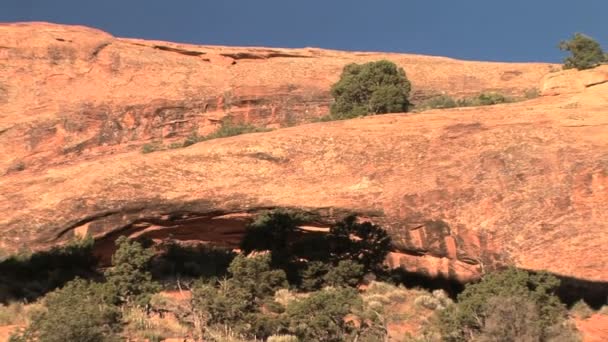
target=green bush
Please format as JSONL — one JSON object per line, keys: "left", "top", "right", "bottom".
{"left": 204, "top": 120, "right": 270, "bottom": 140}
{"left": 141, "top": 142, "right": 163, "bottom": 154}
{"left": 191, "top": 254, "right": 289, "bottom": 339}
{"left": 240, "top": 209, "right": 307, "bottom": 267}
{"left": 323, "top": 260, "right": 365, "bottom": 288}
{"left": 418, "top": 95, "right": 458, "bottom": 110}
{"left": 328, "top": 215, "right": 392, "bottom": 273}
{"left": 284, "top": 287, "right": 362, "bottom": 341}
{"left": 192, "top": 279, "right": 251, "bottom": 328}
{"left": 11, "top": 279, "right": 121, "bottom": 342}
{"left": 560, "top": 33, "right": 606, "bottom": 70}
{"left": 227, "top": 254, "right": 288, "bottom": 300}
{"left": 152, "top": 243, "right": 236, "bottom": 280}
{"left": 329, "top": 60, "right": 411, "bottom": 119}
{"left": 300, "top": 261, "right": 330, "bottom": 291}
{"left": 437, "top": 268, "right": 568, "bottom": 341}
{"left": 474, "top": 92, "right": 510, "bottom": 106}
{"left": 456, "top": 92, "right": 512, "bottom": 107}
{"left": 103, "top": 236, "right": 160, "bottom": 308}
{"left": 416, "top": 92, "right": 513, "bottom": 112}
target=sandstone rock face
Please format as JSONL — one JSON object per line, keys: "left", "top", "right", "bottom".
{"left": 541, "top": 65, "right": 608, "bottom": 96}
{"left": 2, "top": 84, "right": 607, "bottom": 283}
{"left": 0, "top": 22, "right": 553, "bottom": 174}
{"left": 1, "top": 23, "right": 606, "bottom": 284}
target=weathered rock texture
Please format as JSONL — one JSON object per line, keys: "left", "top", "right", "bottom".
{"left": 0, "top": 22, "right": 553, "bottom": 173}
{"left": 1, "top": 23, "right": 607, "bottom": 284}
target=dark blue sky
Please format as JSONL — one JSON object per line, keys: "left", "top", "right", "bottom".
{"left": 1, "top": 0, "right": 606, "bottom": 62}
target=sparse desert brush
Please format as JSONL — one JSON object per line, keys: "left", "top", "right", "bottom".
{"left": 141, "top": 141, "right": 164, "bottom": 154}
{"left": 415, "top": 91, "right": 513, "bottom": 112}
{"left": 524, "top": 88, "right": 540, "bottom": 99}
{"left": 274, "top": 288, "right": 299, "bottom": 307}
{"left": 362, "top": 281, "right": 410, "bottom": 308}
{"left": 417, "top": 94, "right": 457, "bottom": 110}
{"left": 123, "top": 306, "right": 188, "bottom": 341}
{"left": 0, "top": 302, "right": 27, "bottom": 325}
{"left": 414, "top": 294, "right": 442, "bottom": 310}
{"left": 570, "top": 300, "right": 593, "bottom": 319}
{"left": 414, "top": 290, "right": 452, "bottom": 311}
{"left": 267, "top": 334, "right": 299, "bottom": 342}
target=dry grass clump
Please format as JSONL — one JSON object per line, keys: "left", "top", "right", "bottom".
{"left": 413, "top": 289, "right": 453, "bottom": 311}
{"left": 274, "top": 288, "right": 300, "bottom": 307}
{"left": 0, "top": 302, "right": 44, "bottom": 326}
{"left": 123, "top": 306, "right": 189, "bottom": 341}
{"left": 267, "top": 334, "right": 299, "bottom": 342}
{"left": 570, "top": 300, "right": 594, "bottom": 319}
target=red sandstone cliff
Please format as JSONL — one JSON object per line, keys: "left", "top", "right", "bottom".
{"left": 1, "top": 22, "right": 607, "bottom": 283}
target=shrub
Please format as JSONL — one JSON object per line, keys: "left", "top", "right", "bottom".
{"left": 0, "top": 302, "right": 26, "bottom": 326}
{"left": 475, "top": 92, "right": 510, "bottom": 106}
{"left": 240, "top": 209, "right": 307, "bottom": 267}
{"left": 274, "top": 289, "right": 299, "bottom": 307}
{"left": 437, "top": 268, "right": 567, "bottom": 341}
{"left": 328, "top": 215, "right": 392, "bottom": 273}
{"left": 176, "top": 120, "right": 271, "bottom": 149}
{"left": 524, "top": 88, "right": 540, "bottom": 99}
{"left": 191, "top": 279, "right": 251, "bottom": 328}
{"left": 11, "top": 279, "right": 121, "bottom": 342}
{"left": 153, "top": 243, "right": 236, "bottom": 280}
{"left": 285, "top": 287, "right": 362, "bottom": 341}
{"left": 227, "top": 254, "right": 288, "bottom": 300}
{"left": 559, "top": 33, "right": 605, "bottom": 70}
{"left": 323, "top": 260, "right": 365, "bottom": 288}
{"left": 300, "top": 261, "right": 330, "bottom": 291}
{"left": 103, "top": 236, "right": 160, "bottom": 308}
{"left": 571, "top": 300, "right": 594, "bottom": 319}
{"left": 204, "top": 120, "right": 270, "bottom": 140}
{"left": 329, "top": 60, "right": 411, "bottom": 119}
{"left": 141, "top": 142, "right": 163, "bottom": 154}
{"left": 414, "top": 291, "right": 451, "bottom": 311}
{"left": 191, "top": 254, "right": 289, "bottom": 339}
{"left": 418, "top": 95, "right": 458, "bottom": 110}
{"left": 456, "top": 92, "right": 511, "bottom": 107}
{"left": 267, "top": 334, "right": 299, "bottom": 342}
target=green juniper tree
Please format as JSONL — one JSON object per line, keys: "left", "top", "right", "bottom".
{"left": 103, "top": 236, "right": 160, "bottom": 308}
{"left": 330, "top": 60, "right": 411, "bottom": 119}
{"left": 559, "top": 33, "right": 606, "bottom": 70}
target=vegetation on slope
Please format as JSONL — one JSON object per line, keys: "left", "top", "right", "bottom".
{"left": 3, "top": 210, "right": 595, "bottom": 341}
{"left": 560, "top": 33, "right": 606, "bottom": 70}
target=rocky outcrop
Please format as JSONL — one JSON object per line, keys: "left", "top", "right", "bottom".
{"left": 2, "top": 80, "right": 607, "bottom": 282}
{"left": 0, "top": 22, "right": 553, "bottom": 174}
{"left": 541, "top": 65, "right": 608, "bottom": 96}
{"left": 1, "top": 23, "right": 606, "bottom": 284}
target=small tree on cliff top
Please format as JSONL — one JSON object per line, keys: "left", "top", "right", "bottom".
{"left": 330, "top": 60, "right": 411, "bottom": 119}
{"left": 559, "top": 33, "right": 606, "bottom": 70}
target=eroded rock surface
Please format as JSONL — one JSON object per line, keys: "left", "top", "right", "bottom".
{"left": 1, "top": 23, "right": 607, "bottom": 283}
{"left": 0, "top": 22, "right": 553, "bottom": 173}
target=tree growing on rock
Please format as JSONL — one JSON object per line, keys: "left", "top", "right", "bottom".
{"left": 103, "top": 236, "right": 160, "bottom": 308}
{"left": 330, "top": 60, "right": 411, "bottom": 119}
{"left": 559, "top": 33, "right": 606, "bottom": 70}
{"left": 437, "top": 268, "right": 573, "bottom": 341}
{"left": 10, "top": 279, "right": 121, "bottom": 342}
